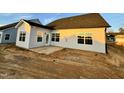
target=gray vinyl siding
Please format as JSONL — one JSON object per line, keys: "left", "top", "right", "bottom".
{"left": 1, "top": 27, "right": 17, "bottom": 44}
{"left": 29, "top": 26, "right": 50, "bottom": 48}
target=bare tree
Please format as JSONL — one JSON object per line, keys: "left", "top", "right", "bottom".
{"left": 119, "top": 28, "right": 124, "bottom": 33}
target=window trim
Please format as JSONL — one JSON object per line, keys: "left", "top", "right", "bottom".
{"left": 85, "top": 36, "right": 93, "bottom": 45}
{"left": 77, "top": 35, "right": 93, "bottom": 45}
{"left": 37, "top": 36, "right": 42, "bottom": 42}
{"left": 37, "top": 32, "right": 43, "bottom": 42}
{"left": 77, "top": 36, "right": 84, "bottom": 44}
{"left": 51, "top": 33, "right": 60, "bottom": 42}
{"left": 5, "top": 34, "right": 10, "bottom": 40}
{"left": 19, "top": 31, "right": 26, "bottom": 42}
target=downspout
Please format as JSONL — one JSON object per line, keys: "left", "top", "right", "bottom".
{"left": 105, "top": 28, "right": 107, "bottom": 54}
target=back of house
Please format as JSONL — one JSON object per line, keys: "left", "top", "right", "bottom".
{"left": 15, "top": 13, "right": 110, "bottom": 53}
{"left": 0, "top": 19, "right": 41, "bottom": 44}
{"left": 47, "top": 13, "right": 110, "bottom": 53}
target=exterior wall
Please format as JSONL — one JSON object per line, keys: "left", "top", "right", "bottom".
{"left": 115, "top": 35, "right": 124, "bottom": 42}
{"left": 0, "top": 27, "right": 17, "bottom": 44}
{"left": 115, "top": 35, "right": 124, "bottom": 46}
{"left": 16, "top": 21, "right": 106, "bottom": 53}
{"left": 51, "top": 28, "right": 106, "bottom": 53}
{"left": 16, "top": 21, "right": 51, "bottom": 49}
{"left": 16, "top": 22, "right": 31, "bottom": 49}
{"left": 29, "top": 26, "right": 51, "bottom": 48}
{"left": 0, "top": 31, "right": 3, "bottom": 43}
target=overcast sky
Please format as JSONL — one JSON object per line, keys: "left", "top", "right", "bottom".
{"left": 0, "top": 13, "right": 124, "bottom": 32}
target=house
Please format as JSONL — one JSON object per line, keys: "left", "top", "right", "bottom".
{"left": 15, "top": 19, "right": 52, "bottom": 49}
{"left": 0, "top": 19, "right": 41, "bottom": 44}
{"left": 15, "top": 13, "right": 110, "bottom": 53}
{"left": 107, "top": 32, "right": 124, "bottom": 46}
{"left": 0, "top": 22, "right": 18, "bottom": 44}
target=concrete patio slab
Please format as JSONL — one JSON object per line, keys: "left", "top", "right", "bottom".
{"left": 29, "top": 46, "right": 63, "bottom": 55}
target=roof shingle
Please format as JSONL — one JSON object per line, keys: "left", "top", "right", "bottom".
{"left": 47, "top": 13, "right": 111, "bottom": 29}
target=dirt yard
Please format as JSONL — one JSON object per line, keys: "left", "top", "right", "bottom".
{"left": 0, "top": 44, "right": 124, "bottom": 79}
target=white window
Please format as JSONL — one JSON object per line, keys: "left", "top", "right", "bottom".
{"left": 77, "top": 36, "right": 84, "bottom": 44}
{"left": 37, "top": 32, "right": 42, "bottom": 42}
{"left": 37, "top": 35, "right": 42, "bottom": 42}
{"left": 77, "top": 36, "right": 93, "bottom": 45}
{"left": 19, "top": 32, "right": 26, "bottom": 42}
{"left": 5, "top": 34, "right": 10, "bottom": 40}
{"left": 51, "top": 33, "right": 60, "bottom": 42}
{"left": 85, "top": 37, "right": 93, "bottom": 45}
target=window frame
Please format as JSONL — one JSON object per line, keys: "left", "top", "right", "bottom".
{"left": 77, "top": 35, "right": 93, "bottom": 45}
{"left": 77, "top": 36, "right": 84, "bottom": 44}
{"left": 19, "top": 31, "right": 26, "bottom": 42}
{"left": 37, "top": 35, "right": 42, "bottom": 42}
{"left": 85, "top": 36, "right": 93, "bottom": 45}
{"left": 51, "top": 33, "right": 60, "bottom": 42}
{"left": 5, "top": 34, "right": 10, "bottom": 40}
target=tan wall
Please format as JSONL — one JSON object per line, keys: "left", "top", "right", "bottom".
{"left": 115, "top": 35, "right": 124, "bottom": 42}
{"left": 115, "top": 35, "right": 124, "bottom": 46}
{"left": 51, "top": 28, "right": 106, "bottom": 53}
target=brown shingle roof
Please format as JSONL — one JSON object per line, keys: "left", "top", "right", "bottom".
{"left": 47, "top": 13, "right": 111, "bottom": 29}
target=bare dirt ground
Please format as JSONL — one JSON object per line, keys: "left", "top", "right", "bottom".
{"left": 0, "top": 44, "right": 124, "bottom": 79}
